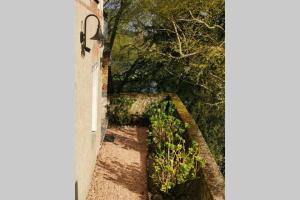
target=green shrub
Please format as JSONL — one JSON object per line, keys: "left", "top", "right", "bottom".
{"left": 107, "top": 96, "right": 135, "bottom": 125}
{"left": 147, "top": 100, "right": 205, "bottom": 194}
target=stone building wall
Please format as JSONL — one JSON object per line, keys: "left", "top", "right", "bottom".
{"left": 74, "top": 1, "right": 106, "bottom": 200}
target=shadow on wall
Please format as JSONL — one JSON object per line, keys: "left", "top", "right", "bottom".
{"left": 75, "top": 181, "right": 78, "bottom": 200}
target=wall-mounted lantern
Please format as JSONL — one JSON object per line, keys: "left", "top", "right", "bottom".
{"left": 80, "top": 14, "right": 105, "bottom": 56}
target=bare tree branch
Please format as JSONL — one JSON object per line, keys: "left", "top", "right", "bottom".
{"left": 178, "top": 10, "right": 224, "bottom": 31}
{"left": 209, "top": 72, "right": 225, "bottom": 83}
{"left": 172, "top": 21, "right": 183, "bottom": 56}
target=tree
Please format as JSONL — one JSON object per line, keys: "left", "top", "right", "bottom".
{"left": 105, "top": 0, "right": 225, "bottom": 175}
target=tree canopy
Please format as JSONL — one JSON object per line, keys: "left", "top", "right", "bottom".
{"left": 104, "top": 0, "right": 225, "bottom": 175}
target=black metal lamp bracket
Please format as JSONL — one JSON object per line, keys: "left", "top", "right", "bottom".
{"left": 80, "top": 14, "right": 101, "bottom": 57}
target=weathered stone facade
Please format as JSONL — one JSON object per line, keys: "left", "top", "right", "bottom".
{"left": 74, "top": 1, "right": 107, "bottom": 200}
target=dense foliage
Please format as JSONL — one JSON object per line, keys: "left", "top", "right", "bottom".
{"left": 105, "top": 0, "right": 225, "bottom": 175}
{"left": 107, "top": 96, "right": 135, "bottom": 125}
{"left": 107, "top": 97, "right": 205, "bottom": 196}
{"left": 146, "top": 100, "right": 205, "bottom": 195}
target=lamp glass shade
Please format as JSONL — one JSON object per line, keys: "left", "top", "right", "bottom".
{"left": 90, "top": 26, "right": 105, "bottom": 44}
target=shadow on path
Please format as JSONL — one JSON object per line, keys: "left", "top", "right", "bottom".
{"left": 87, "top": 126, "right": 148, "bottom": 200}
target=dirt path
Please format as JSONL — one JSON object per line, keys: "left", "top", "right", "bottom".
{"left": 86, "top": 126, "right": 148, "bottom": 200}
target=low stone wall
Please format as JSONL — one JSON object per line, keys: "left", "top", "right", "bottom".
{"left": 109, "top": 93, "right": 225, "bottom": 200}
{"left": 170, "top": 94, "right": 225, "bottom": 200}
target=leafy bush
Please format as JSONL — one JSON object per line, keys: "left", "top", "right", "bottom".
{"left": 107, "top": 96, "right": 135, "bottom": 125}
{"left": 146, "top": 100, "right": 205, "bottom": 194}
{"left": 187, "top": 99, "right": 225, "bottom": 175}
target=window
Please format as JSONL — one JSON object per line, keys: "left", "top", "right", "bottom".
{"left": 91, "top": 61, "right": 100, "bottom": 132}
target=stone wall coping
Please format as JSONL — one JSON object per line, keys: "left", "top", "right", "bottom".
{"left": 169, "top": 94, "right": 225, "bottom": 200}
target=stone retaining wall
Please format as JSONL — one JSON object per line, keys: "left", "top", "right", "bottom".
{"left": 170, "top": 94, "right": 225, "bottom": 200}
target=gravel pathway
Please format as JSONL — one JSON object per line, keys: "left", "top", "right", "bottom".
{"left": 86, "top": 126, "right": 148, "bottom": 200}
